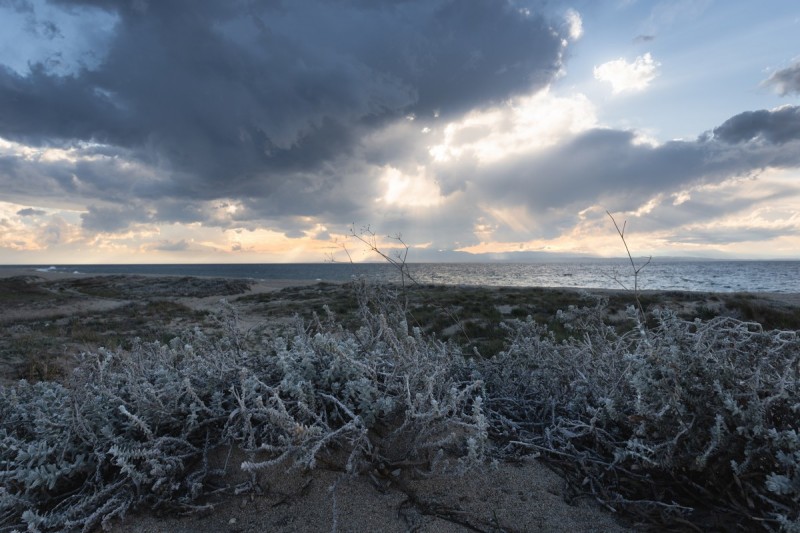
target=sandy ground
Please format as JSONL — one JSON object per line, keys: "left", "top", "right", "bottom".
{"left": 109, "top": 449, "right": 633, "bottom": 533}
{"left": 0, "top": 267, "right": 317, "bottom": 324}
{"left": 0, "top": 266, "right": 316, "bottom": 290}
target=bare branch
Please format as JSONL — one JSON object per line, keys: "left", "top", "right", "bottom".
{"left": 606, "top": 211, "right": 650, "bottom": 325}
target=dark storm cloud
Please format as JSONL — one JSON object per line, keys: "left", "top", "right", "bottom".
{"left": 0, "top": 0, "right": 33, "bottom": 12}
{"left": 0, "top": 64, "right": 127, "bottom": 145}
{"left": 79, "top": 198, "right": 245, "bottom": 233}
{"left": 151, "top": 200, "right": 211, "bottom": 226}
{"left": 0, "top": 0, "right": 567, "bottom": 210}
{"left": 80, "top": 204, "right": 151, "bottom": 232}
{"left": 0, "top": 152, "right": 76, "bottom": 202}
{"left": 713, "top": 107, "right": 800, "bottom": 144}
{"left": 16, "top": 207, "right": 47, "bottom": 216}
{"left": 764, "top": 62, "right": 800, "bottom": 96}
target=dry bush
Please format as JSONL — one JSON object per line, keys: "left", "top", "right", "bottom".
{"left": 2, "top": 273, "right": 799, "bottom": 531}
{"left": 0, "top": 281, "right": 486, "bottom": 532}
{"left": 482, "top": 304, "right": 800, "bottom": 531}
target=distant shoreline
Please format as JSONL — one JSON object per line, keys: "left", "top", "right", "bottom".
{"left": 1, "top": 266, "right": 800, "bottom": 302}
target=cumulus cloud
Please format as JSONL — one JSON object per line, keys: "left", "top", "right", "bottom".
{"left": 594, "top": 53, "right": 660, "bottom": 94}
{"left": 763, "top": 61, "right": 800, "bottom": 96}
{"left": 564, "top": 8, "right": 583, "bottom": 41}
{"left": 429, "top": 104, "right": 800, "bottom": 246}
{"left": 1, "top": 200, "right": 83, "bottom": 252}
{"left": 330, "top": 102, "right": 800, "bottom": 256}
{"left": 428, "top": 89, "right": 597, "bottom": 164}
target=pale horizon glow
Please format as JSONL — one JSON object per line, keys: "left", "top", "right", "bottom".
{"left": 1, "top": 1, "right": 800, "bottom": 264}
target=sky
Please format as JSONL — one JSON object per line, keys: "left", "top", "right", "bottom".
{"left": 1, "top": 0, "right": 800, "bottom": 264}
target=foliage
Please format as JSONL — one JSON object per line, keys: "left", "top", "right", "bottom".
{"left": 482, "top": 304, "right": 800, "bottom": 531}
{"left": 1, "top": 279, "right": 799, "bottom": 531}
{"left": 0, "top": 281, "right": 486, "bottom": 532}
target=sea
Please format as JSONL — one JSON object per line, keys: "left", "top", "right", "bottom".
{"left": 4, "top": 260, "right": 800, "bottom": 293}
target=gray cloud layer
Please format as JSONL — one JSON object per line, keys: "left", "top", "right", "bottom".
{"left": 713, "top": 107, "right": 800, "bottom": 144}
{"left": 3, "top": 0, "right": 800, "bottom": 252}
{"left": 16, "top": 207, "right": 46, "bottom": 216}
{"left": 1, "top": 0, "right": 566, "bottom": 216}
{"left": 474, "top": 105, "right": 800, "bottom": 211}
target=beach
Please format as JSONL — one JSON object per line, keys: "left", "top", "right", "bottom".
{"left": 2, "top": 269, "right": 798, "bottom": 532}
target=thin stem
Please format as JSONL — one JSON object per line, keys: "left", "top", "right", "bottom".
{"left": 606, "top": 211, "right": 650, "bottom": 326}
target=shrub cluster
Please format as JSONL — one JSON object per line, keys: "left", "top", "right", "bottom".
{"left": 1, "top": 282, "right": 798, "bottom": 532}
{"left": 0, "top": 282, "right": 486, "bottom": 532}
{"left": 482, "top": 303, "right": 800, "bottom": 531}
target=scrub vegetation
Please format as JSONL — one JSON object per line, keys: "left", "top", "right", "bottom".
{"left": 1, "top": 223, "right": 799, "bottom": 531}
{"left": 1, "top": 275, "right": 799, "bottom": 532}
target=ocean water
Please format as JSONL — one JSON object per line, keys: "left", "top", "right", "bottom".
{"left": 4, "top": 260, "right": 800, "bottom": 293}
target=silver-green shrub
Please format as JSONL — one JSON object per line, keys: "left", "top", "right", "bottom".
{"left": 2, "top": 282, "right": 798, "bottom": 531}
{"left": 227, "top": 281, "right": 487, "bottom": 476}
{"left": 0, "top": 281, "right": 486, "bottom": 532}
{"left": 482, "top": 303, "right": 799, "bottom": 530}
{"left": 1, "top": 331, "right": 247, "bottom": 532}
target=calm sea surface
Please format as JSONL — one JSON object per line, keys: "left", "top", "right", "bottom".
{"left": 4, "top": 261, "right": 800, "bottom": 293}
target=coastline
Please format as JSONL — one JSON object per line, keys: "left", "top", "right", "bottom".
{"left": 4, "top": 258, "right": 800, "bottom": 294}
{"left": 4, "top": 265, "right": 800, "bottom": 300}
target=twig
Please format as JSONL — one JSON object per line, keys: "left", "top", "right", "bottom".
{"left": 606, "top": 211, "right": 651, "bottom": 326}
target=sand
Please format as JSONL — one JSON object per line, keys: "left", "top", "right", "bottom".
{"left": 109, "top": 451, "right": 632, "bottom": 533}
